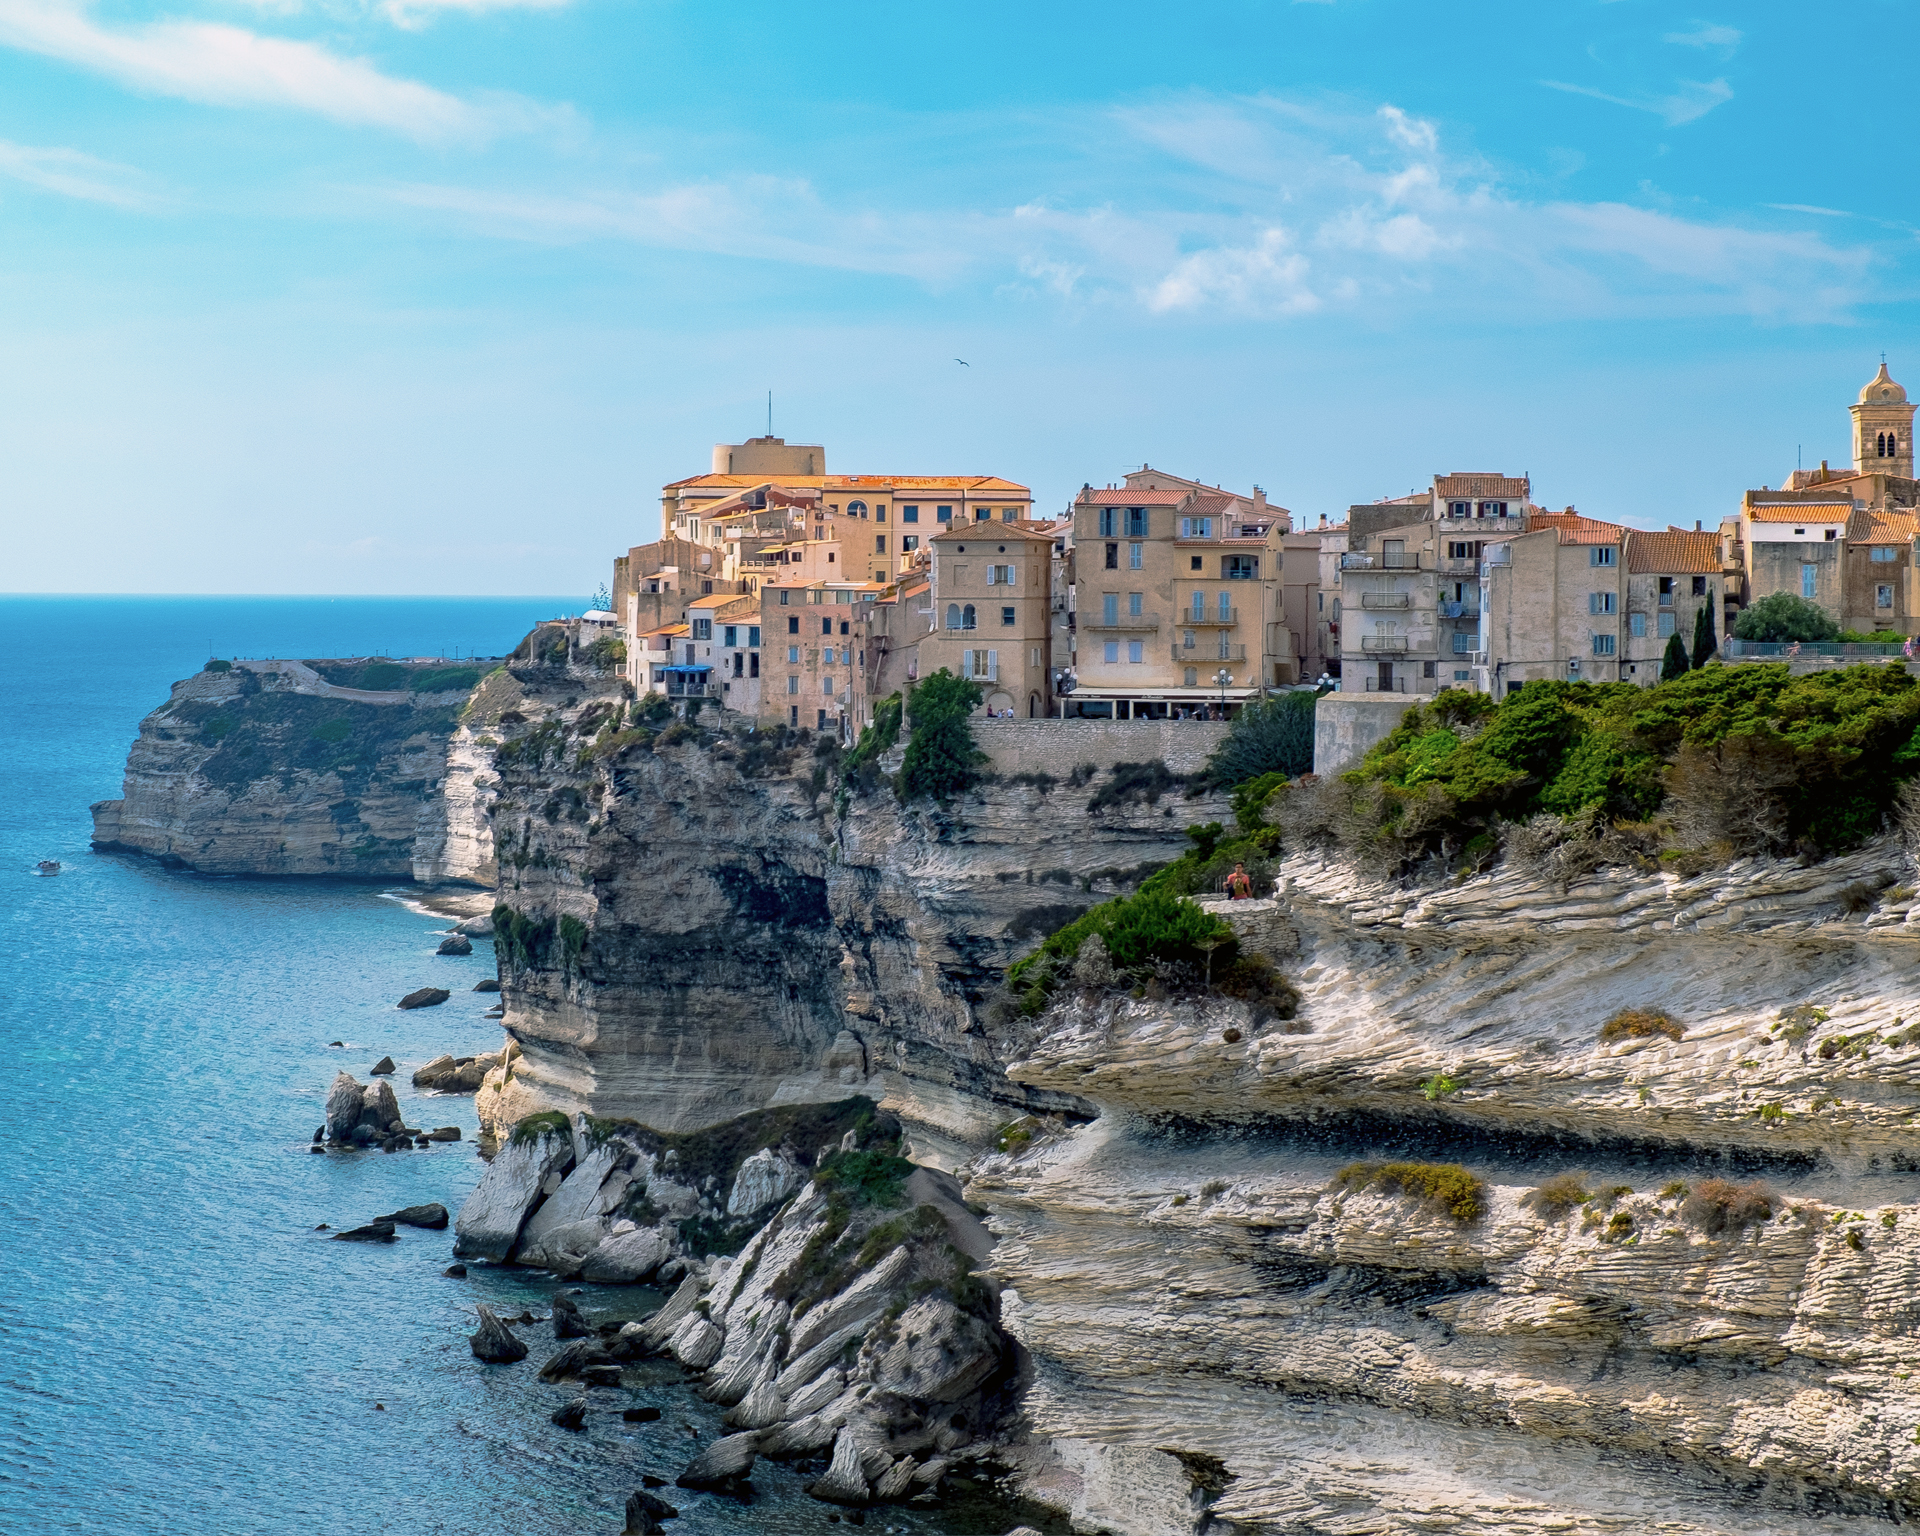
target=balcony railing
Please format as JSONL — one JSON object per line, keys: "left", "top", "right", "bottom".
{"left": 1360, "top": 593, "right": 1411, "bottom": 609}
{"left": 1173, "top": 644, "right": 1247, "bottom": 663}
{"left": 1082, "top": 614, "right": 1162, "bottom": 632}
{"left": 1177, "top": 608, "right": 1239, "bottom": 625}
{"left": 1342, "top": 552, "right": 1422, "bottom": 571}
{"left": 1439, "top": 557, "right": 1485, "bottom": 576}
{"left": 1361, "top": 635, "right": 1410, "bottom": 654}
{"left": 1440, "top": 600, "right": 1481, "bottom": 620}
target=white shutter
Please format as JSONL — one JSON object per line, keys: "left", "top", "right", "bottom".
{"left": 988, "top": 649, "right": 999, "bottom": 681}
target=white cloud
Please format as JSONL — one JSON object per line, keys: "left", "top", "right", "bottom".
{"left": 0, "top": 0, "right": 557, "bottom": 142}
{"left": 1377, "top": 104, "right": 1436, "bottom": 154}
{"left": 1148, "top": 229, "right": 1318, "bottom": 315}
{"left": 378, "top": 0, "right": 573, "bottom": 31}
{"left": 1540, "top": 76, "right": 1733, "bottom": 127}
{"left": 0, "top": 138, "right": 156, "bottom": 207}
{"left": 1664, "top": 24, "right": 1741, "bottom": 54}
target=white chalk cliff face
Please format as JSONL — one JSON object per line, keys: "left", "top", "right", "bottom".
{"left": 971, "top": 844, "right": 1920, "bottom": 1535}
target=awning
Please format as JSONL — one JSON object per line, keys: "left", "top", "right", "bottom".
{"left": 659, "top": 665, "right": 711, "bottom": 674}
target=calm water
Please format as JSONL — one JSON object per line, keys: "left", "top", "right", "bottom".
{"left": 0, "top": 598, "right": 1028, "bottom": 1536}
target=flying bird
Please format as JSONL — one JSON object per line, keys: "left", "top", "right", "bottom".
{"left": 955, "top": 358, "right": 970, "bottom": 366}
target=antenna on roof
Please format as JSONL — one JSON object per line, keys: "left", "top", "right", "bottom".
{"left": 767, "top": 391, "right": 773, "bottom": 437}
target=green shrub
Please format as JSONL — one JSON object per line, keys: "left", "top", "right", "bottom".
{"left": 584, "top": 635, "right": 626, "bottom": 670}
{"left": 1207, "top": 692, "right": 1318, "bottom": 786}
{"left": 203, "top": 658, "right": 232, "bottom": 673}
{"left": 896, "top": 671, "right": 984, "bottom": 801}
{"left": 509, "top": 1109, "right": 571, "bottom": 1147}
{"left": 1522, "top": 1173, "right": 1591, "bottom": 1219}
{"left": 1680, "top": 1177, "right": 1776, "bottom": 1234}
{"left": 1772, "top": 1003, "right": 1830, "bottom": 1044}
{"left": 814, "top": 1148, "right": 914, "bottom": 1207}
{"left": 1598, "top": 1008, "right": 1684, "bottom": 1044}
{"left": 309, "top": 718, "right": 352, "bottom": 744}
{"left": 634, "top": 693, "right": 674, "bottom": 726}
{"left": 1692, "top": 603, "right": 1718, "bottom": 667}
{"left": 840, "top": 691, "right": 903, "bottom": 795}
{"left": 559, "top": 914, "right": 588, "bottom": 968}
{"left": 1733, "top": 593, "right": 1839, "bottom": 644}
{"left": 1333, "top": 1161, "right": 1484, "bottom": 1222}
{"left": 1660, "top": 633, "right": 1690, "bottom": 682}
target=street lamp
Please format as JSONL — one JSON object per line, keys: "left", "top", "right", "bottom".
{"left": 1213, "top": 667, "right": 1232, "bottom": 719}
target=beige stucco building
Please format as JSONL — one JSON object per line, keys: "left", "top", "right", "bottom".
{"left": 919, "top": 522, "right": 1057, "bottom": 717}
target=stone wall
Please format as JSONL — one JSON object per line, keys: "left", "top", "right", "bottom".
{"left": 1312, "top": 691, "right": 1414, "bottom": 774}
{"left": 973, "top": 718, "right": 1227, "bottom": 777}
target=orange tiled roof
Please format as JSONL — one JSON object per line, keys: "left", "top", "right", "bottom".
{"left": 1531, "top": 512, "right": 1616, "bottom": 533}
{"left": 1849, "top": 508, "right": 1920, "bottom": 544}
{"left": 1434, "top": 473, "right": 1529, "bottom": 499}
{"left": 1627, "top": 529, "right": 1719, "bottom": 575}
{"left": 1746, "top": 502, "right": 1852, "bottom": 523}
{"left": 663, "top": 473, "right": 1029, "bottom": 494}
{"left": 1076, "top": 487, "right": 1191, "bottom": 506}
{"left": 930, "top": 521, "right": 1057, "bottom": 542}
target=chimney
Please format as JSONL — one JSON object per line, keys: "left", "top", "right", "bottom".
{"left": 1318, "top": 513, "right": 1327, "bottom": 528}
{"left": 1253, "top": 486, "right": 1267, "bottom": 511}
{"left": 1695, "top": 520, "right": 1702, "bottom": 532}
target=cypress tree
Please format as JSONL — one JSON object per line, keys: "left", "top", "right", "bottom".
{"left": 1691, "top": 599, "right": 1719, "bottom": 667}
{"left": 1660, "top": 632, "right": 1691, "bottom": 682}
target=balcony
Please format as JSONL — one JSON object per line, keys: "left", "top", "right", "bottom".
{"left": 1082, "top": 614, "right": 1162, "bottom": 632}
{"left": 1440, "top": 600, "right": 1481, "bottom": 620}
{"left": 1439, "top": 557, "right": 1485, "bottom": 576}
{"left": 1361, "top": 635, "right": 1410, "bottom": 654}
{"left": 1177, "top": 607, "right": 1239, "bottom": 626}
{"left": 1341, "top": 552, "right": 1423, "bottom": 572}
{"left": 1359, "top": 593, "right": 1411, "bottom": 610}
{"left": 1173, "top": 644, "right": 1247, "bottom": 663}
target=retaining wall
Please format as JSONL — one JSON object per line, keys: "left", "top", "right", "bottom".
{"left": 1313, "top": 692, "right": 1415, "bottom": 775}
{"left": 975, "top": 718, "right": 1228, "bottom": 777}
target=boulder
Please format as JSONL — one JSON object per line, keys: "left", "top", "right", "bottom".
{"left": 622, "top": 1489, "right": 678, "bottom": 1536}
{"left": 550, "top": 1398, "right": 587, "bottom": 1431}
{"left": 667, "top": 1313, "right": 724, "bottom": 1370}
{"left": 469, "top": 1303, "right": 529, "bottom": 1362}
{"left": 444, "top": 1264, "right": 468, "bottom": 1278}
{"left": 413, "top": 1054, "right": 456, "bottom": 1083}
{"left": 429, "top": 1126, "right": 462, "bottom": 1142}
{"left": 415, "top": 1051, "right": 496, "bottom": 1093}
{"left": 324, "top": 1072, "right": 366, "bottom": 1141}
{"left": 676, "top": 1431, "right": 759, "bottom": 1490}
{"left": 397, "top": 987, "right": 450, "bottom": 1010}
{"left": 874, "top": 1457, "right": 919, "bottom": 1501}
{"left": 369, "top": 1056, "right": 396, "bottom": 1076}
{"left": 610, "top": 1322, "right": 660, "bottom": 1362}
{"left": 539, "top": 1339, "right": 614, "bottom": 1382}
{"left": 452, "top": 1123, "right": 576, "bottom": 1261}
{"left": 867, "top": 1296, "right": 1000, "bottom": 1402}
{"left": 622, "top": 1405, "right": 662, "bottom": 1423}
{"left": 436, "top": 935, "right": 473, "bottom": 956}
{"left": 726, "top": 1147, "right": 805, "bottom": 1217}
{"left": 580, "top": 1364, "right": 623, "bottom": 1388}
{"left": 358, "top": 1079, "right": 403, "bottom": 1135}
{"left": 378, "top": 1203, "right": 450, "bottom": 1230}
{"left": 552, "top": 1291, "right": 591, "bottom": 1340}
{"left": 307, "top": 1144, "right": 325, "bottom": 1154}
{"left": 455, "top": 913, "right": 495, "bottom": 937}
{"left": 808, "top": 1427, "right": 873, "bottom": 1505}
{"left": 332, "top": 1220, "right": 396, "bottom": 1243}
{"left": 726, "top": 1378, "right": 787, "bottom": 1431}
{"left": 472, "top": 978, "right": 501, "bottom": 992}
{"left": 581, "top": 1226, "right": 673, "bottom": 1285}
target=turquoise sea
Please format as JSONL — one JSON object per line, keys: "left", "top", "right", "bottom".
{"left": 0, "top": 597, "right": 1031, "bottom": 1536}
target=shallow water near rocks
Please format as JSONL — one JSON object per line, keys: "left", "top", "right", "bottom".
{"left": 0, "top": 597, "right": 1048, "bottom": 1536}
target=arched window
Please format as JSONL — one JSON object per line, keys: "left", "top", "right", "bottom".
{"left": 1891, "top": 433, "right": 1901, "bottom": 458}
{"left": 1879, "top": 433, "right": 1888, "bottom": 457}
{"left": 945, "top": 603, "right": 961, "bottom": 629}
{"left": 848, "top": 500, "right": 868, "bottom": 518}
{"left": 962, "top": 604, "right": 976, "bottom": 630}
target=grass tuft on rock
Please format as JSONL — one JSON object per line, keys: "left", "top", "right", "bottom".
{"left": 1522, "top": 1173, "right": 1591, "bottom": 1220}
{"left": 1598, "top": 1008, "right": 1684, "bottom": 1044}
{"left": 1680, "top": 1177, "right": 1777, "bottom": 1234}
{"left": 509, "top": 1109, "right": 571, "bottom": 1147}
{"left": 1333, "top": 1160, "right": 1485, "bottom": 1222}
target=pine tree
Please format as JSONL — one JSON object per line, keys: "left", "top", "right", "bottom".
{"left": 1660, "top": 632, "right": 1691, "bottom": 682}
{"left": 1691, "top": 598, "right": 1719, "bottom": 667}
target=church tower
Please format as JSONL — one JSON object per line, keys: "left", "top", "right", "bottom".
{"left": 1851, "top": 361, "right": 1914, "bottom": 477}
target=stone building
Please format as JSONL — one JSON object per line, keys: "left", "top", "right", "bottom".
{"left": 1622, "top": 528, "right": 1722, "bottom": 676}
{"left": 920, "top": 522, "right": 1057, "bottom": 718}
{"left": 757, "top": 580, "right": 881, "bottom": 733}
{"left": 1477, "top": 514, "right": 1627, "bottom": 695}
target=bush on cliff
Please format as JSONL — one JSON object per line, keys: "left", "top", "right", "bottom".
{"left": 1333, "top": 1161, "right": 1485, "bottom": 1222}
{"left": 1206, "top": 691, "right": 1320, "bottom": 786}
{"left": 839, "top": 691, "right": 904, "bottom": 798}
{"left": 1732, "top": 592, "right": 1839, "bottom": 644}
{"left": 1005, "top": 885, "right": 1240, "bottom": 1015}
{"left": 896, "top": 671, "right": 984, "bottom": 802}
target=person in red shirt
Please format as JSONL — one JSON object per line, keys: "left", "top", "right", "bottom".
{"left": 1225, "top": 862, "right": 1253, "bottom": 900}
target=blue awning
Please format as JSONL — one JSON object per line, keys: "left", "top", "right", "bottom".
{"left": 659, "top": 665, "right": 711, "bottom": 673}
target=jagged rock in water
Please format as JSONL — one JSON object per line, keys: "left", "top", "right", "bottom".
{"left": 675, "top": 1431, "right": 758, "bottom": 1490}
{"left": 377, "top": 1203, "right": 449, "bottom": 1229}
{"left": 580, "top": 1226, "right": 672, "bottom": 1285}
{"left": 369, "top": 1056, "right": 395, "bottom": 1076}
{"left": 455, "top": 913, "right": 495, "bottom": 938}
{"left": 808, "top": 1427, "right": 874, "bottom": 1505}
{"left": 550, "top": 1291, "right": 589, "bottom": 1339}
{"left": 331, "top": 1220, "right": 396, "bottom": 1243}
{"left": 538, "top": 1339, "right": 614, "bottom": 1382}
{"left": 413, "top": 1049, "right": 501, "bottom": 1093}
{"left": 621, "top": 1489, "right": 677, "bottom": 1536}
{"left": 323, "top": 1072, "right": 367, "bottom": 1141}
{"left": 468, "top": 1305, "right": 526, "bottom": 1363}
{"left": 428, "top": 1126, "right": 461, "bottom": 1142}
{"left": 436, "top": 935, "right": 473, "bottom": 956}
{"left": 473, "top": 977, "right": 501, "bottom": 992}
{"left": 549, "top": 1397, "right": 587, "bottom": 1431}
{"left": 397, "top": 987, "right": 449, "bottom": 1010}
{"left": 358, "top": 1079, "right": 402, "bottom": 1135}
{"left": 452, "top": 1122, "right": 576, "bottom": 1261}
{"left": 580, "top": 1364, "right": 623, "bottom": 1388}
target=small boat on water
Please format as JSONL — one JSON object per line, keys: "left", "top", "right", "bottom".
{"left": 35, "top": 860, "right": 60, "bottom": 875}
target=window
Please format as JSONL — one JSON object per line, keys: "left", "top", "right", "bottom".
{"left": 1423, "top": 661, "right": 1437, "bottom": 678}
{"left": 1630, "top": 613, "right": 1647, "bottom": 637}
{"left": 1182, "top": 629, "right": 1196, "bottom": 650}
{"left": 1129, "top": 592, "right": 1143, "bottom": 616}
{"left": 823, "top": 676, "right": 834, "bottom": 695}
{"left": 848, "top": 500, "right": 867, "bottom": 518}
{"left": 691, "top": 617, "right": 711, "bottom": 640}
{"left": 962, "top": 604, "right": 975, "bottom": 629}
{"left": 974, "top": 507, "right": 990, "bottom": 522}
{"left": 875, "top": 536, "right": 887, "bottom": 554}
{"left": 1102, "top": 594, "right": 1119, "bottom": 625}
{"left": 1658, "top": 577, "right": 1674, "bottom": 606}
{"left": 1105, "top": 542, "right": 1119, "bottom": 570}
{"left": 1125, "top": 507, "right": 1148, "bottom": 537}
{"left": 1826, "top": 529, "right": 1839, "bottom": 542}
{"left": 821, "top": 617, "right": 833, "bottom": 636}
{"left": 787, "top": 645, "right": 799, "bottom": 662}
{"left": 1104, "top": 641, "right": 1119, "bottom": 663}
{"left": 1180, "top": 516, "right": 1213, "bottom": 539}
{"left": 1802, "top": 563, "right": 1817, "bottom": 599}
{"left": 1190, "top": 591, "right": 1205, "bottom": 620}
{"left": 732, "top": 653, "right": 743, "bottom": 677}
{"left": 936, "top": 505, "right": 953, "bottom": 523}
{"left": 1218, "top": 590, "right": 1231, "bottom": 620}
{"left": 1190, "top": 555, "right": 1203, "bottom": 571}
{"left": 1001, "top": 606, "right": 1016, "bottom": 626}
{"left": 790, "top": 705, "right": 799, "bottom": 727}
{"left": 945, "top": 603, "right": 961, "bottom": 629}
{"left": 1001, "top": 508, "right": 1016, "bottom": 522}
{"left": 1873, "top": 546, "right": 1898, "bottom": 563}
{"left": 1128, "top": 639, "right": 1144, "bottom": 664}
{"left": 787, "top": 676, "right": 799, "bottom": 695}
{"left": 1592, "top": 633, "right": 1616, "bottom": 656}
{"left": 1657, "top": 612, "right": 1675, "bottom": 638}
{"left": 1454, "top": 669, "right": 1471, "bottom": 682}
{"left": 824, "top": 647, "right": 835, "bottom": 664}
{"left": 1691, "top": 576, "right": 1709, "bottom": 595}
{"left": 787, "top": 615, "right": 799, "bottom": 634}
{"left": 1448, "top": 501, "right": 1470, "bottom": 518}
{"left": 1224, "top": 555, "right": 1258, "bottom": 580}
{"left": 987, "top": 564, "right": 1016, "bottom": 584}
{"left": 1879, "top": 584, "right": 1895, "bottom": 609}
{"left": 901, "top": 535, "right": 919, "bottom": 553}
{"left": 779, "top": 589, "right": 791, "bottom": 606}
{"left": 1448, "top": 541, "right": 1484, "bottom": 560}
{"left": 1477, "top": 501, "right": 1507, "bottom": 518}
{"left": 1129, "top": 542, "right": 1143, "bottom": 569}
{"left": 819, "top": 709, "right": 829, "bottom": 729}
{"left": 1184, "top": 667, "right": 1198, "bottom": 686}
{"left": 1588, "top": 592, "right": 1616, "bottom": 615}
{"left": 1099, "top": 508, "right": 1117, "bottom": 537}
{"left": 1590, "top": 546, "right": 1616, "bottom": 567}
{"left": 749, "top": 653, "right": 759, "bottom": 677}
{"left": 875, "top": 505, "right": 886, "bottom": 522}
{"left": 723, "top": 625, "right": 737, "bottom": 647}
{"left": 1451, "top": 632, "right": 1473, "bottom": 653}
{"left": 902, "top": 505, "right": 919, "bottom": 523}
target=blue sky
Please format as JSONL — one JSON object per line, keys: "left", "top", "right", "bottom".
{"left": 1, "top": 0, "right": 1912, "bottom": 594}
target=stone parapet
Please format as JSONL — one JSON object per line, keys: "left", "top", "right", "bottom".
{"left": 973, "top": 717, "right": 1227, "bottom": 777}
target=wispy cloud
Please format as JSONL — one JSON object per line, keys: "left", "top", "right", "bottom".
{"left": 1664, "top": 23, "right": 1741, "bottom": 55}
{"left": 1541, "top": 75, "right": 1732, "bottom": 127}
{"left": 0, "top": 0, "right": 561, "bottom": 142}
{"left": 0, "top": 138, "right": 157, "bottom": 206}
{"left": 378, "top": 0, "right": 574, "bottom": 32}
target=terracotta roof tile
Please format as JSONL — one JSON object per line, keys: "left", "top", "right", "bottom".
{"left": 1433, "top": 473, "right": 1529, "bottom": 499}
{"left": 1076, "top": 487, "right": 1191, "bottom": 505}
{"left": 1627, "top": 530, "right": 1720, "bottom": 575}
{"left": 1746, "top": 502, "right": 1852, "bottom": 523}
{"left": 1849, "top": 509, "right": 1920, "bottom": 544}
{"left": 662, "top": 473, "right": 1029, "bottom": 493}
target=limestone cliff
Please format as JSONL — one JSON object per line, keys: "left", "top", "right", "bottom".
{"left": 971, "top": 847, "right": 1920, "bottom": 1535}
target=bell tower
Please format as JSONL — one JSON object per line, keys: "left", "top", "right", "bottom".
{"left": 1851, "top": 360, "right": 1914, "bottom": 477}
